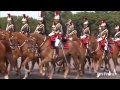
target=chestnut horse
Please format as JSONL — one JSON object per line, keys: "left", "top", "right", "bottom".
{"left": 31, "top": 33, "right": 83, "bottom": 79}
{"left": 0, "top": 40, "right": 9, "bottom": 79}
{"left": 10, "top": 32, "right": 38, "bottom": 79}
{"left": 0, "top": 30, "right": 15, "bottom": 73}
{"left": 88, "top": 35, "right": 119, "bottom": 78}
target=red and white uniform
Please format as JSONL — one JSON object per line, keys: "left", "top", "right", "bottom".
{"left": 6, "top": 13, "right": 14, "bottom": 32}
{"left": 114, "top": 25, "right": 120, "bottom": 42}
{"left": 21, "top": 14, "right": 30, "bottom": 33}
{"left": 80, "top": 18, "right": 90, "bottom": 47}
{"left": 34, "top": 11, "right": 45, "bottom": 34}
{"left": 97, "top": 19, "right": 108, "bottom": 51}
{"left": 80, "top": 18, "right": 90, "bottom": 39}
{"left": 49, "top": 11, "right": 63, "bottom": 47}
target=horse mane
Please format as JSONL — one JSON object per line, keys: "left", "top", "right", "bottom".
{"left": 31, "top": 33, "right": 49, "bottom": 41}
{"left": 89, "top": 34, "right": 96, "bottom": 41}
{"left": 12, "top": 32, "right": 28, "bottom": 43}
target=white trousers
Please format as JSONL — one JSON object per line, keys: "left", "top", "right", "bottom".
{"left": 114, "top": 38, "right": 120, "bottom": 42}
{"left": 97, "top": 37, "right": 102, "bottom": 42}
{"left": 55, "top": 37, "right": 60, "bottom": 47}
{"left": 80, "top": 35, "right": 86, "bottom": 39}
{"left": 49, "top": 32, "right": 55, "bottom": 36}
{"left": 104, "top": 42, "right": 108, "bottom": 50}
{"left": 97, "top": 38, "right": 108, "bottom": 50}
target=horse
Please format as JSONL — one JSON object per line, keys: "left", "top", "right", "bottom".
{"left": 70, "top": 33, "right": 90, "bottom": 75}
{"left": 10, "top": 32, "right": 38, "bottom": 79}
{"left": 0, "top": 40, "right": 9, "bottom": 79}
{"left": 31, "top": 33, "right": 83, "bottom": 79}
{"left": 88, "top": 34, "right": 119, "bottom": 78}
{"left": 0, "top": 30, "right": 15, "bottom": 73}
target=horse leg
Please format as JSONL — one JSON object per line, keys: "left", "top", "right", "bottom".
{"left": 30, "top": 58, "right": 37, "bottom": 73}
{"left": 57, "top": 60, "right": 64, "bottom": 73}
{"left": 72, "top": 56, "right": 80, "bottom": 79}
{"left": 5, "top": 57, "right": 9, "bottom": 70}
{"left": 17, "top": 56, "right": 25, "bottom": 75}
{"left": 21, "top": 57, "right": 31, "bottom": 79}
{"left": 39, "top": 58, "right": 50, "bottom": 77}
{"left": 15, "top": 60, "right": 20, "bottom": 76}
{"left": 48, "top": 61, "right": 54, "bottom": 79}
{"left": 104, "top": 53, "right": 109, "bottom": 72}
{"left": 96, "top": 58, "right": 103, "bottom": 78}
{"left": 112, "top": 57, "right": 118, "bottom": 75}
{"left": 64, "top": 56, "right": 71, "bottom": 79}
{"left": 86, "top": 56, "right": 91, "bottom": 70}
{"left": 6, "top": 53, "right": 14, "bottom": 72}
{"left": 80, "top": 57, "right": 86, "bottom": 76}
{"left": 0, "top": 61, "right": 9, "bottom": 79}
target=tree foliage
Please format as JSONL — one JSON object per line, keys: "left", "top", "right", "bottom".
{"left": 0, "top": 11, "right": 120, "bottom": 37}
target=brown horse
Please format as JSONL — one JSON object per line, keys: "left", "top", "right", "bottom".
{"left": 72, "top": 34, "right": 89, "bottom": 74}
{"left": 0, "top": 41, "right": 9, "bottom": 79}
{"left": 11, "top": 32, "right": 38, "bottom": 79}
{"left": 31, "top": 33, "right": 83, "bottom": 79}
{"left": 88, "top": 35, "right": 119, "bottom": 78}
{"left": 0, "top": 30, "right": 15, "bottom": 72}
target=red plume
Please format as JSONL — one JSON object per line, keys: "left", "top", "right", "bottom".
{"left": 102, "top": 18, "right": 106, "bottom": 22}
{"left": 55, "top": 11, "right": 59, "bottom": 16}
{"left": 23, "top": 14, "right": 26, "bottom": 18}
{"left": 7, "top": 13, "right": 11, "bottom": 17}
{"left": 84, "top": 17, "right": 88, "bottom": 20}
{"left": 41, "top": 11, "right": 44, "bottom": 17}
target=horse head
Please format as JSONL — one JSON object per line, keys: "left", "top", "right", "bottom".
{"left": 0, "top": 31, "right": 10, "bottom": 40}
{"left": 88, "top": 34, "right": 98, "bottom": 53}
{"left": 9, "top": 35, "right": 20, "bottom": 50}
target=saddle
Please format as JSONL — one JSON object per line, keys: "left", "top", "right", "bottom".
{"left": 81, "top": 37, "right": 88, "bottom": 49}
{"left": 115, "top": 40, "right": 120, "bottom": 46}
{"left": 49, "top": 35, "right": 69, "bottom": 49}
{"left": 99, "top": 40, "right": 113, "bottom": 53}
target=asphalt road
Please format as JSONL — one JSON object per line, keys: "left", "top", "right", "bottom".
{"left": 0, "top": 57, "right": 120, "bottom": 79}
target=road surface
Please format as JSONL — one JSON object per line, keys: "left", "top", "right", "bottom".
{"left": 0, "top": 57, "right": 120, "bottom": 79}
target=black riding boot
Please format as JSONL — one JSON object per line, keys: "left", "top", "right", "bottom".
{"left": 55, "top": 47, "right": 59, "bottom": 58}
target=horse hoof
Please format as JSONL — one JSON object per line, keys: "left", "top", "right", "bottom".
{"left": 108, "top": 72, "right": 111, "bottom": 76}
{"left": 64, "top": 75, "right": 67, "bottom": 79}
{"left": 80, "top": 71, "right": 84, "bottom": 76}
{"left": 4, "top": 75, "right": 9, "bottom": 79}
{"left": 23, "top": 77, "right": 27, "bottom": 79}
{"left": 41, "top": 72, "right": 45, "bottom": 77}
{"left": 48, "top": 76, "right": 52, "bottom": 79}
{"left": 75, "top": 76, "right": 79, "bottom": 79}
{"left": 114, "top": 73, "right": 117, "bottom": 76}
{"left": 96, "top": 73, "right": 101, "bottom": 78}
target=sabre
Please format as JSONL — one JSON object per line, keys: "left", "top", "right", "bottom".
{"left": 59, "top": 41, "right": 68, "bottom": 64}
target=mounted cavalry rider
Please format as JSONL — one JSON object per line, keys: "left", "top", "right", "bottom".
{"left": 80, "top": 17, "right": 90, "bottom": 49}
{"left": 113, "top": 24, "right": 120, "bottom": 42}
{"left": 49, "top": 11, "right": 63, "bottom": 58}
{"left": 6, "top": 13, "right": 15, "bottom": 34}
{"left": 97, "top": 19, "right": 109, "bottom": 53}
{"left": 66, "top": 19, "right": 77, "bottom": 40}
{"left": 20, "top": 14, "right": 30, "bottom": 37}
{"left": 34, "top": 11, "right": 45, "bottom": 35}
